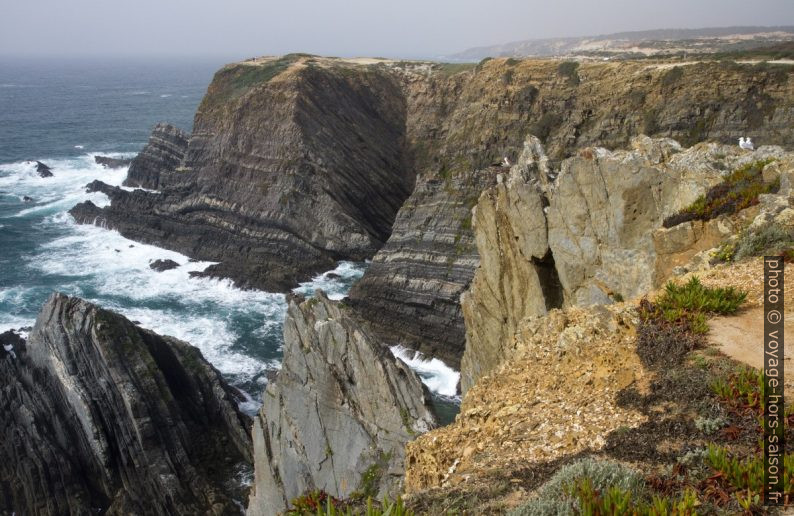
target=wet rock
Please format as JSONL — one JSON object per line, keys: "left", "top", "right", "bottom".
{"left": 35, "top": 161, "right": 52, "bottom": 178}
{"left": 149, "top": 258, "right": 180, "bottom": 272}
{"left": 94, "top": 155, "right": 133, "bottom": 169}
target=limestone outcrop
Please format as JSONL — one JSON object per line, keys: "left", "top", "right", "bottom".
{"left": 0, "top": 293, "right": 252, "bottom": 515}
{"left": 247, "top": 291, "right": 436, "bottom": 515}
{"left": 461, "top": 136, "right": 793, "bottom": 391}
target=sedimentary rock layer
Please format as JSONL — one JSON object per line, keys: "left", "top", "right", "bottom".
{"left": 0, "top": 293, "right": 252, "bottom": 515}
{"left": 75, "top": 56, "right": 794, "bottom": 360}
{"left": 460, "top": 136, "right": 793, "bottom": 391}
{"left": 247, "top": 291, "right": 436, "bottom": 515}
{"left": 123, "top": 122, "right": 189, "bottom": 189}
{"left": 73, "top": 59, "right": 413, "bottom": 291}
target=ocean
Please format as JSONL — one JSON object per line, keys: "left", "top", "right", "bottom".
{"left": 0, "top": 57, "right": 459, "bottom": 417}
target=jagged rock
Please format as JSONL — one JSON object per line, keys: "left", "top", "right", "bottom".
{"left": 247, "top": 291, "right": 437, "bottom": 515}
{"left": 35, "top": 161, "right": 52, "bottom": 178}
{"left": 0, "top": 293, "right": 252, "bottom": 515}
{"left": 22, "top": 196, "right": 33, "bottom": 202}
{"left": 123, "top": 123, "right": 188, "bottom": 189}
{"left": 347, "top": 169, "right": 497, "bottom": 367}
{"left": 149, "top": 258, "right": 180, "bottom": 272}
{"left": 94, "top": 156, "right": 133, "bottom": 169}
{"left": 460, "top": 137, "right": 794, "bottom": 392}
{"left": 72, "top": 56, "right": 794, "bottom": 340}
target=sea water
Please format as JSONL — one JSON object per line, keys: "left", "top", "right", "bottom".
{"left": 0, "top": 57, "right": 459, "bottom": 419}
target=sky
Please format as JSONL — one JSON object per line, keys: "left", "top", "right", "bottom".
{"left": 2, "top": 0, "right": 793, "bottom": 60}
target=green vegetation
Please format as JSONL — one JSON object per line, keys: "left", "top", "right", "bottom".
{"left": 508, "top": 458, "right": 700, "bottom": 516}
{"left": 663, "top": 159, "right": 778, "bottom": 228}
{"left": 287, "top": 492, "right": 414, "bottom": 515}
{"left": 717, "top": 223, "right": 794, "bottom": 263}
{"left": 505, "top": 58, "right": 520, "bottom": 67}
{"left": 660, "top": 66, "right": 684, "bottom": 88}
{"left": 475, "top": 57, "right": 493, "bottom": 71}
{"left": 636, "top": 277, "right": 746, "bottom": 367}
{"left": 557, "top": 61, "right": 580, "bottom": 86}
{"left": 434, "top": 62, "right": 477, "bottom": 77}
{"left": 200, "top": 55, "right": 301, "bottom": 109}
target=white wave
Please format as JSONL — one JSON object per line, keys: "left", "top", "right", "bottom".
{"left": 160, "top": 94, "right": 172, "bottom": 98}
{"left": 391, "top": 345, "right": 460, "bottom": 398}
{"left": 0, "top": 155, "right": 129, "bottom": 217}
{"left": 28, "top": 216, "right": 287, "bottom": 382}
{"left": 128, "top": 91, "right": 150, "bottom": 95}
{"left": 0, "top": 314, "right": 35, "bottom": 334}
{"left": 74, "top": 145, "right": 84, "bottom": 149}
{"left": 292, "top": 261, "right": 367, "bottom": 300}
{"left": 119, "top": 186, "right": 160, "bottom": 194}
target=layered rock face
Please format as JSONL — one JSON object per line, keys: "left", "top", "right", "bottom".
{"left": 123, "top": 122, "right": 189, "bottom": 189}
{"left": 0, "top": 293, "right": 252, "bottom": 515}
{"left": 74, "top": 56, "right": 793, "bottom": 357}
{"left": 348, "top": 58, "right": 794, "bottom": 369}
{"left": 248, "top": 291, "right": 436, "bottom": 515}
{"left": 461, "top": 136, "right": 792, "bottom": 391}
{"left": 347, "top": 169, "right": 496, "bottom": 366}
{"left": 73, "top": 59, "right": 413, "bottom": 290}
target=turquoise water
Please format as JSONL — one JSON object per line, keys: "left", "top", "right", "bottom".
{"left": 0, "top": 57, "right": 458, "bottom": 417}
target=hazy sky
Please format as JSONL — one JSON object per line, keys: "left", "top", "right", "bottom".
{"left": 2, "top": 0, "right": 793, "bottom": 60}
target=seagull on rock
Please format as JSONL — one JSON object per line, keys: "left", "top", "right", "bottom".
{"left": 739, "top": 137, "right": 754, "bottom": 151}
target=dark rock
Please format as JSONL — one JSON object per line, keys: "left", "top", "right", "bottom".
{"left": 124, "top": 123, "right": 188, "bottom": 190}
{"left": 248, "top": 291, "right": 437, "bottom": 515}
{"left": 149, "top": 258, "right": 180, "bottom": 272}
{"left": 0, "top": 293, "right": 252, "bottom": 515}
{"left": 35, "top": 161, "right": 52, "bottom": 178}
{"left": 94, "top": 155, "right": 133, "bottom": 169}
{"left": 324, "top": 272, "right": 342, "bottom": 280}
{"left": 72, "top": 64, "right": 414, "bottom": 292}
{"left": 347, "top": 169, "right": 498, "bottom": 368}
{"left": 22, "top": 196, "right": 33, "bottom": 202}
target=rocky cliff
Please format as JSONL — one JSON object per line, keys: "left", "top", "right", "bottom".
{"left": 0, "top": 293, "right": 252, "bottom": 515}
{"left": 247, "top": 291, "right": 436, "bottom": 515}
{"left": 72, "top": 57, "right": 413, "bottom": 291}
{"left": 348, "top": 58, "right": 794, "bottom": 370}
{"left": 74, "top": 56, "right": 793, "bottom": 360}
{"left": 460, "top": 136, "right": 792, "bottom": 391}
{"left": 123, "top": 122, "right": 189, "bottom": 189}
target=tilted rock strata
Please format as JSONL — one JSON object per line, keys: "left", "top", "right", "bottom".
{"left": 123, "top": 122, "right": 189, "bottom": 189}
{"left": 76, "top": 56, "right": 794, "bottom": 356}
{"left": 461, "top": 137, "right": 793, "bottom": 391}
{"left": 73, "top": 61, "right": 413, "bottom": 291}
{"left": 247, "top": 291, "right": 436, "bottom": 515}
{"left": 0, "top": 293, "right": 252, "bottom": 515}
{"left": 347, "top": 168, "right": 497, "bottom": 367}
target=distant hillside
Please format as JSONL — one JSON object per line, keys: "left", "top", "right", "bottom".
{"left": 450, "top": 26, "right": 794, "bottom": 61}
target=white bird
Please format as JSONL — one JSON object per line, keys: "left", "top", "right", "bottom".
{"left": 502, "top": 156, "right": 511, "bottom": 167}
{"left": 739, "top": 137, "right": 754, "bottom": 151}
{"left": 3, "top": 343, "right": 16, "bottom": 360}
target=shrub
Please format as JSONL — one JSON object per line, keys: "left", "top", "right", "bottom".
{"left": 661, "top": 66, "right": 684, "bottom": 88}
{"left": 663, "top": 159, "right": 778, "bottom": 229}
{"left": 286, "top": 492, "right": 415, "bottom": 516}
{"left": 656, "top": 277, "right": 747, "bottom": 317}
{"left": 509, "top": 458, "right": 645, "bottom": 515}
{"left": 557, "top": 61, "right": 580, "bottom": 86}
{"left": 734, "top": 223, "right": 794, "bottom": 260}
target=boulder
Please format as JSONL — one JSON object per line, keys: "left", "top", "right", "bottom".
{"left": 149, "top": 258, "right": 180, "bottom": 272}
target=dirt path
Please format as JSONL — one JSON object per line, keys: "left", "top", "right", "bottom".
{"left": 708, "top": 307, "right": 794, "bottom": 383}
